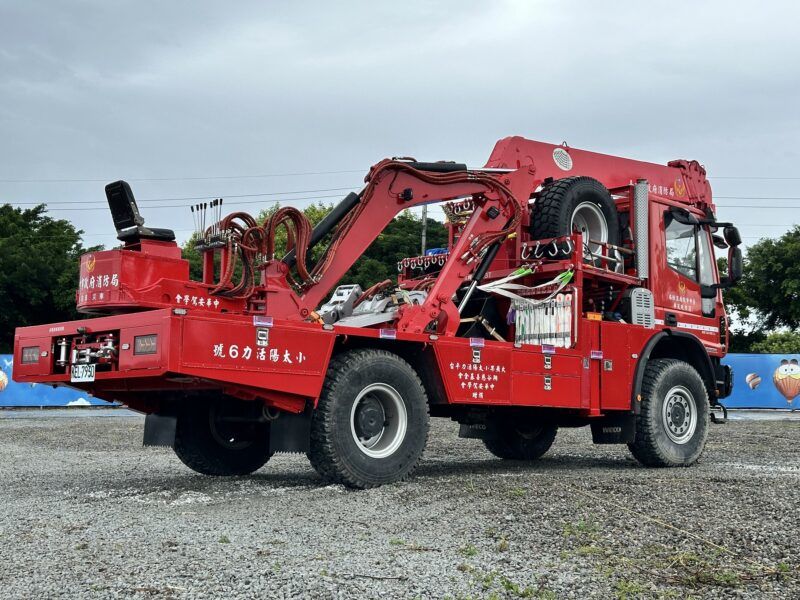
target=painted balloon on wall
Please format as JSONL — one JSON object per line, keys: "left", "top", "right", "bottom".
{"left": 773, "top": 359, "right": 800, "bottom": 406}
{"left": 745, "top": 373, "right": 761, "bottom": 390}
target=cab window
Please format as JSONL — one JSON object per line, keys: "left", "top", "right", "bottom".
{"left": 665, "top": 216, "right": 697, "bottom": 280}
{"left": 698, "top": 228, "right": 716, "bottom": 316}
{"left": 697, "top": 229, "right": 715, "bottom": 287}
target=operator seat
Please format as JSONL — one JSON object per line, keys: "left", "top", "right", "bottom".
{"left": 105, "top": 180, "right": 176, "bottom": 243}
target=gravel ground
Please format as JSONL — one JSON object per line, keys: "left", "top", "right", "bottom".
{"left": 0, "top": 413, "right": 798, "bottom": 599}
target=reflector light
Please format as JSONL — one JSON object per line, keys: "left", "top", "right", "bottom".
{"left": 21, "top": 346, "right": 40, "bottom": 364}
{"left": 134, "top": 335, "right": 157, "bottom": 355}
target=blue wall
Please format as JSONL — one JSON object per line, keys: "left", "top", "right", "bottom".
{"left": 721, "top": 353, "right": 800, "bottom": 409}
{"left": 0, "top": 352, "right": 795, "bottom": 409}
{"left": 0, "top": 355, "right": 114, "bottom": 407}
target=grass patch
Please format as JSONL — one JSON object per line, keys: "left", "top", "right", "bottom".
{"left": 468, "top": 568, "right": 542, "bottom": 598}
{"left": 563, "top": 520, "right": 599, "bottom": 538}
{"left": 614, "top": 579, "right": 646, "bottom": 599}
{"left": 576, "top": 544, "right": 602, "bottom": 556}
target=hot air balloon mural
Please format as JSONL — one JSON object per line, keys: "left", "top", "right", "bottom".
{"left": 773, "top": 358, "right": 800, "bottom": 409}
{"left": 745, "top": 373, "right": 761, "bottom": 390}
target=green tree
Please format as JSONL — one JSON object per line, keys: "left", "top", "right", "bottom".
{"left": 750, "top": 331, "right": 800, "bottom": 354}
{"left": 727, "top": 329, "right": 766, "bottom": 353}
{"left": 182, "top": 232, "right": 204, "bottom": 281}
{"left": 724, "top": 227, "right": 800, "bottom": 330}
{"left": 0, "top": 204, "right": 101, "bottom": 353}
{"left": 346, "top": 210, "right": 449, "bottom": 289}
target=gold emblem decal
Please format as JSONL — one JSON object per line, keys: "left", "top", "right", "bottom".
{"left": 674, "top": 178, "right": 686, "bottom": 198}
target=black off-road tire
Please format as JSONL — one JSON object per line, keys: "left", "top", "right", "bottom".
{"left": 628, "top": 359, "right": 709, "bottom": 467}
{"left": 308, "top": 349, "right": 430, "bottom": 489}
{"left": 483, "top": 420, "right": 558, "bottom": 460}
{"left": 173, "top": 398, "right": 273, "bottom": 476}
{"left": 530, "top": 176, "right": 620, "bottom": 254}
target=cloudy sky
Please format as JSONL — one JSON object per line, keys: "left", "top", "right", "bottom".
{"left": 1, "top": 1, "right": 798, "bottom": 250}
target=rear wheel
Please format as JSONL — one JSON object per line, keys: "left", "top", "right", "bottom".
{"left": 483, "top": 419, "right": 557, "bottom": 460}
{"left": 308, "top": 349, "right": 430, "bottom": 489}
{"left": 173, "top": 397, "right": 272, "bottom": 476}
{"left": 628, "top": 359, "right": 709, "bottom": 467}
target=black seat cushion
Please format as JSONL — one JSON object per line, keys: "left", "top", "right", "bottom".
{"left": 117, "top": 226, "right": 176, "bottom": 243}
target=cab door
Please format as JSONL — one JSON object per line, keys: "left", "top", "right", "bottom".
{"left": 650, "top": 205, "right": 722, "bottom": 349}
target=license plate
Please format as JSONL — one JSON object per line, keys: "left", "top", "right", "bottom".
{"left": 70, "top": 364, "right": 96, "bottom": 383}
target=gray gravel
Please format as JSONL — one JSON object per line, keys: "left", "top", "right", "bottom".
{"left": 0, "top": 413, "right": 798, "bottom": 599}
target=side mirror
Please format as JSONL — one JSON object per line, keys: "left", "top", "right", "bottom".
{"left": 703, "top": 245, "right": 743, "bottom": 297}
{"left": 727, "top": 246, "right": 743, "bottom": 285}
{"left": 700, "top": 284, "right": 717, "bottom": 299}
{"left": 724, "top": 226, "right": 742, "bottom": 247}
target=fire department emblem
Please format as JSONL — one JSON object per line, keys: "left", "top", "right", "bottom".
{"left": 678, "top": 280, "right": 687, "bottom": 294}
{"left": 674, "top": 178, "right": 686, "bottom": 198}
{"left": 86, "top": 254, "right": 96, "bottom": 273}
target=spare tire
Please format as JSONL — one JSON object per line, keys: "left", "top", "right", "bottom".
{"left": 530, "top": 177, "right": 620, "bottom": 263}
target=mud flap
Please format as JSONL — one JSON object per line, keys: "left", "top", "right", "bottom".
{"left": 269, "top": 412, "right": 311, "bottom": 454}
{"left": 143, "top": 414, "right": 177, "bottom": 447}
{"left": 590, "top": 413, "right": 636, "bottom": 444}
{"left": 458, "top": 422, "right": 491, "bottom": 439}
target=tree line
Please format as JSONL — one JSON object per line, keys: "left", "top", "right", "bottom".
{"left": 0, "top": 202, "right": 797, "bottom": 354}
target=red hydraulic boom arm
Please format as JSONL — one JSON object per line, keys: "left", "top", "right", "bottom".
{"left": 229, "top": 160, "right": 537, "bottom": 335}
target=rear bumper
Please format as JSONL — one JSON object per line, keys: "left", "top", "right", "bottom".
{"left": 13, "top": 309, "right": 336, "bottom": 411}
{"left": 13, "top": 309, "right": 174, "bottom": 384}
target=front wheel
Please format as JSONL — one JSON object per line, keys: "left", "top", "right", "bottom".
{"left": 628, "top": 359, "right": 709, "bottom": 467}
{"left": 173, "top": 397, "right": 273, "bottom": 476}
{"left": 308, "top": 349, "right": 430, "bottom": 489}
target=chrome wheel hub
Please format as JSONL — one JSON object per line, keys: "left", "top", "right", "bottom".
{"left": 350, "top": 383, "right": 407, "bottom": 458}
{"left": 571, "top": 201, "right": 608, "bottom": 258}
{"left": 662, "top": 385, "right": 697, "bottom": 444}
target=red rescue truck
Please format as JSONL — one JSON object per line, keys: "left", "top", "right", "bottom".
{"left": 13, "top": 137, "right": 741, "bottom": 488}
